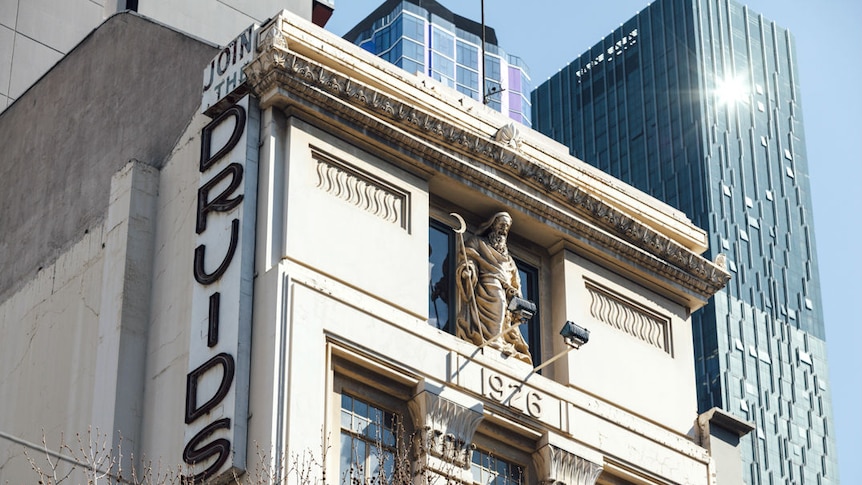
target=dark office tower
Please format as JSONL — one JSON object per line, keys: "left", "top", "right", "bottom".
{"left": 344, "top": 0, "right": 532, "bottom": 126}
{"left": 532, "top": 0, "right": 836, "bottom": 483}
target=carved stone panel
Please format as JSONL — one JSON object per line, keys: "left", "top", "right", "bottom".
{"left": 311, "top": 147, "right": 409, "bottom": 230}
{"left": 585, "top": 280, "right": 672, "bottom": 354}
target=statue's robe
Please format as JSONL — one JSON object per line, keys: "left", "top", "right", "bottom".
{"left": 455, "top": 235, "right": 532, "bottom": 364}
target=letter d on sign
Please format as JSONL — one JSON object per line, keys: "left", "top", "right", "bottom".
{"left": 200, "top": 105, "right": 246, "bottom": 172}
{"left": 185, "top": 352, "right": 235, "bottom": 424}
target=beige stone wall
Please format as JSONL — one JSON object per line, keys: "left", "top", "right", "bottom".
{"left": 549, "top": 249, "right": 698, "bottom": 433}
{"left": 240, "top": 103, "right": 717, "bottom": 483}
{"left": 281, "top": 119, "right": 431, "bottom": 316}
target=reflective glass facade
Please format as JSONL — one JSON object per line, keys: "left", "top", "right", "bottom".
{"left": 532, "top": 0, "right": 837, "bottom": 483}
{"left": 344, "top": 0, "right": 531, "bottom": 126}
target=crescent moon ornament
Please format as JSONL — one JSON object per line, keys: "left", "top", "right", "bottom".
{"left": 450, "top": 212, "right": 466, "bottom": 234}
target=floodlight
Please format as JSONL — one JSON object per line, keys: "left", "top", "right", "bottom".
{"left": 508, "top": 297, "right": 536, "bottom": 322}
{"left": 560, "top": 320, "right": 590, "bottom": 349}
{"left": 531, "top": 321, "right": 590, "bottom": 373}
{"left": 476, "top": 297, "right": 537, "bottom": 350}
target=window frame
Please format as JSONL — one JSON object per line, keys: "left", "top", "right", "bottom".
{"left": 330, "top": 353, "right": 417, "bottom": 485}
{"left": 469, "top": 419, "right": 536, "bottom": 485}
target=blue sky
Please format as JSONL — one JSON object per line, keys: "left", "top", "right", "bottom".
{"left": 326, "top": 1, "right": 861, "bottom": 482}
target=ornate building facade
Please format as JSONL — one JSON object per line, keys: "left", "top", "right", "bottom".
{"left": 1, "top": 9, "right": 747, "bottom": 485}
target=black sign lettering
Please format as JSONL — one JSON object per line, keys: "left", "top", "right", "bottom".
{"left": 196, "top": 162, "right": 244, "bottom": 234}
{"left": 208, "top": 292, "right": 220, "bottom": 348}
{"left": 182, "top": 418, "right": 231, "bottom": 483}
{"left": 200, "top": 105, "right": 246, "bottom": 172}
{"left": 193, "top": 218, "right": 240, "bottom": 285}
{"left": 185, "top": 352, "right": 235, "bottom": 424}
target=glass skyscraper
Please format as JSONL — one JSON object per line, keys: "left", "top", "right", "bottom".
{"left": 532, "top": 0, "right": 837, "bottom": 483}
{"left": 343, "top": 0, "right": 532, "bottom": 126}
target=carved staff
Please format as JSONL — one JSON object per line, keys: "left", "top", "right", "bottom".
{"left": 450, "top": 212, "right": 486, "bottom": 342}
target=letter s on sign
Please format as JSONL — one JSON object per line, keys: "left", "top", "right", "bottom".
{"left": 183, "top": 418, "right": 231, "bottom": 483}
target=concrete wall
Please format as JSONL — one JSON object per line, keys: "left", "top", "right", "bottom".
{"left": 138, "top": 0, "right": 314, "bottom": 46}
{"left": 0, "top": 12, "right": 216, "bottom": 302}
{"left": 0, "top": 224, "right": 105, "bottom": 481}
{"left": 138, "top": 111, "right": 211, "bottom": 472}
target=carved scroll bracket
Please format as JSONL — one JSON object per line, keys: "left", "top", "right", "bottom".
{"left": 408, "top": 381, "right": 484, "bottom": 470}
{"left": 532, "top": 432, "right": 603, "bottom": 485}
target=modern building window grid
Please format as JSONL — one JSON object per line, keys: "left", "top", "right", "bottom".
{"left": 345, "top": 0, "right": 531, "bottom": 127}
{"left": 531, "top": 0, "right": 835, "bottom": 483}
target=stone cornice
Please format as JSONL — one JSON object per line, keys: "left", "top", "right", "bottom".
{"left": 244, "top": 13, "right": 730, "bottom": 304}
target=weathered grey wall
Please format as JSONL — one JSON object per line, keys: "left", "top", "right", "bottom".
{"left": 0, "top": 12, "right": 217, "bottom": 300}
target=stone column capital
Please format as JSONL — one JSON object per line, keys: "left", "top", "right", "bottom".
{"left": 408, "top": 381, "right": 483, "bottom": 469}
{"left": 532, "top": 432, "right": 603, "bottom": 485}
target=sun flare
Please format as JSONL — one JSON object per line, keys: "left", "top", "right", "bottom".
{"left": 715, "top": 75, "right": 749, "bottom": 107}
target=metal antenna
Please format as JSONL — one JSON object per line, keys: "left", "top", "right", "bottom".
{"left": 481, "top": 0, "right": 487, "bottom": 104}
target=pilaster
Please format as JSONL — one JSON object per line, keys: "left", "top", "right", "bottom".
{"left": 408, "top": 381, "right": 483, "bottom": 483}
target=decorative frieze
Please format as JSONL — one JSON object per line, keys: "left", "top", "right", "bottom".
{"left": 311, "top": 148, "right": 408, "bottom": 230}
{"left": 586, "top": 281, "right": 671, "bottom": 354}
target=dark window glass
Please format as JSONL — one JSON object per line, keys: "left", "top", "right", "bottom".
{"left": 431, "top": 52, "right": 454, "bottom": 78}
{"left": 360, "top": 39, "right": 376, "bottom": 55}
{"left": 457, "top": 66, "right": 479, "bottom": 90}
{"left": 401, "top": 38, "right": 424, "bottom": 63}
{"left": 457, "top": 40, "right": 479, "bottom": 70}
{"left": 484, "top": 55, "right": 501, "bottom": 81}
{"left": 429, "top": 221, "right": 454, "bottom": 332}
{"left": 516, "top": 258, "right": 540, "bottom": 364}
{"left": 431, "top": 26, "right": 454, "bottom": 58}
{"left": 400, "top": 58, "right": 424, "bottom": 76}
{"left": 456, "top": 84, "right": 479, "bottom": 100}
{"left": 402, "top": 13, "right": 424, "bottom": 42}
{"left": 429, "top": 220, "right": 541, "bottom": 364}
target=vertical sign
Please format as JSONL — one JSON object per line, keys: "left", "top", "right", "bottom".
{"left": 202, "top": 24, "right": 258, "bottom": 115}
{"left": 184, "top": 94, "right": 258, "bottom": 482}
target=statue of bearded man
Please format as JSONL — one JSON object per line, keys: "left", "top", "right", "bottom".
{"left": 455, "top": 211, "right": 532, "bottom": 364}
